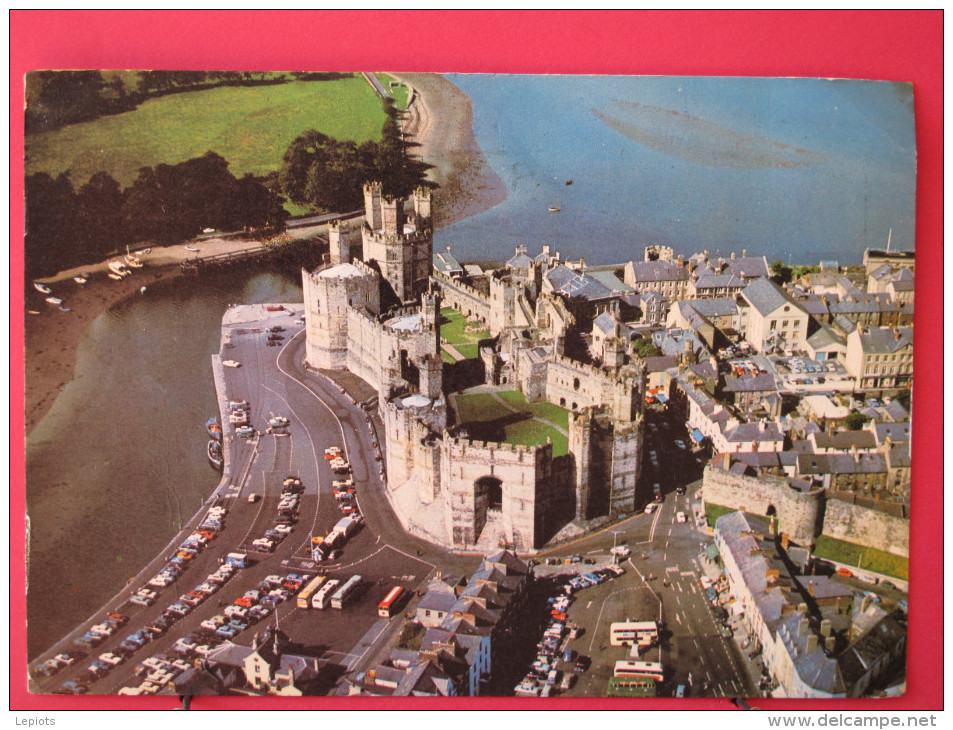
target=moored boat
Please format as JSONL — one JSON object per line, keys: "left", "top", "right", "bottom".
{"left": 34, "top": 282, "right": 52, "bottom": 294}
{"left": 548, "top": 205, "right": 561, "bottom": 213}
{"left": 59, "top": 306, "right": 72, "bottom": 312}
{"left": 207, "top": 440, "right": 223, "bottom": 470}
{"left": 73, "top": 274, "right": 88, "bottom": 284}
{"left": 45, "top": 296, "right": 63, "bottom": 305}
{"left": 184, "top": 245, "right": 200, "bottom": 252}
{"left": 206, "top": 417, "right": 222, "bottom": 440}
{"left": 108, "top": 261, "right": 131, "bottom": 277}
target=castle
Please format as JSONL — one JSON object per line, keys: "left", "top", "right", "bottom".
{"left": 302, "top": 184, "right": 647, "bottom": 551}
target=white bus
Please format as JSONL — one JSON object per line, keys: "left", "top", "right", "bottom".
{"left": 296, "top": 575, "right": 327, "bottom": 609}
{"left": 312, "top": 579, "right": 340, "bottom": 610}
{"left": 614, "top": 661, "right": 664, "bottom": 681}
{"left": 330, "top": 574, "right": 362, "bottom": 609}
{"left": 610, "top": 621, "right": 659, "bottom": 647}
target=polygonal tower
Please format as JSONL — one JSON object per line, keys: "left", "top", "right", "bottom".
{"left": 361, "top": 182, "right": 433, "bottom": 305}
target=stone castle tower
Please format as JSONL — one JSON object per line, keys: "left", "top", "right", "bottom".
{"left": 361, "top": 182, "right": 433, "bottom": 305}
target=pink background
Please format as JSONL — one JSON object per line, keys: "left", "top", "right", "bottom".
{"left": 9, "top": 9, "right": 943, "bottom": 711}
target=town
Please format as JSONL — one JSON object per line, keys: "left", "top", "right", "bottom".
{"left": 31, "top": 183, "right": 911, "bottom": 700}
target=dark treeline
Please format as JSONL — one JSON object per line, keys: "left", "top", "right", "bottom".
{"left": 25, "top": 71, "right": 355, "bottom": 135}
{"left": 25, "top": 152, "right": 287, "bottom": 279}
{"left": 280, "top": 98, "right": 433, "bottom": 212}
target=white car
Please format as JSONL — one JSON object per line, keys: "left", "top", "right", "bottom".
{"left": 610, "top": 545, "right": 631, "bottom": 557}
{"left": 273, "top": 524, "right": 293, "bottom": 535}
{"left": 676, "top": 511, "right": 687, "bottom": 524}
{"left": 644, "top": 503, "right": 658, "bottom": 515}
{"left": 223, "top": 360, "right": 241, "bottom": 368}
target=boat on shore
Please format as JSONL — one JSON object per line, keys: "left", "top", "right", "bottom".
{"left": 207, "top": 440, "right": 223, "bottom": 471}
{"left": 34, "top": 282, "right": 52, "bottom": 294}
{"left": 73, "top": 274, "right": 88, "bottom": 284}
{"left": 206, "top": 417, "right": 222, "bottom": 440}
{"left": 548, "top": 205, "right": 561, "bottom": 213}
{"left": 58, "top": 306, "right": 72, "bottom": 312}
{"left": 45, "top": 296, "right": 63, "bottom": 305}
{"left": 185, "top": 246, "right": 200, "bottom": 253}
{"left": 108, "top": 261, "right": 131, "bottom": 277}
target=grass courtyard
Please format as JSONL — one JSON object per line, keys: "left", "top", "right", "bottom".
{"left": 25, "top": 75, "right": 387, "bottom": 189}
{"left": 439, "top": 307, "right": 490, "bottom": 361}
{"left": 452, "top": 389, "right": 569, "bottom": 456}
{"left": 812, "top": 535, "right": 909, "bottom": 581}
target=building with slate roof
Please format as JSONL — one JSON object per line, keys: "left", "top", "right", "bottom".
{"left": 739, "top": 277, "right": 810, "bottom": 354}
{"left": 342, "top": 551, "right": 531, "bottom": 697}
{"left": 844, "top": 325, "right": 913, "bottom": 391}
{"left": 715, "top": 512, "right": 906, "bottom": 698}
{"left": 203, "top": 628, "right": 323, "bottom": 696}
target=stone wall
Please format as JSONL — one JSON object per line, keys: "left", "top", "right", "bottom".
{"left": 432, "top": 270, "right": 492, "bottom": 324}
{"left": 701, "top": 464, "right": 824, "bottom": 545}
{"left": 821, "top": 496, "right": 909, "bottom": 558}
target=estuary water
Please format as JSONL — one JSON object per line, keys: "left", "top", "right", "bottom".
{"left": 26, "top": 268, "right": 303, "bottom": 658}
{"left": 438, "top": 74, "right": 916, "bottom": 266}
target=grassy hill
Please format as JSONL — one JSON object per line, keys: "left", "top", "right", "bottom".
{"left": 24, "top": 76, "right": 387, "bottom": 189}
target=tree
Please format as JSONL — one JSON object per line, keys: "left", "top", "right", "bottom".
{"left": 770, "top": 259, "right": 793, "bottom": 285}
{"left": 25, "top": 172, "right": 78, "bottom": 277}
{"left": 844, "top": 412, "right": 870, "bottom": 431}
{"left": 77, "top": 171, "right": 126, "bottom": 260}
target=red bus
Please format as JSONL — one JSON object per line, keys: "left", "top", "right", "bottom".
{"left": 378, "top": 586, "right": 406, "bottom": 617}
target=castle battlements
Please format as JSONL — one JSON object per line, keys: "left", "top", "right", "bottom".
{"left": 444, "top": 434, "right": 553, "bottom": 461}
{"left": 432, "top": 270, "right": 490, "bottom": 303}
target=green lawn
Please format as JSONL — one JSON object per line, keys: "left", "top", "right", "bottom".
{"left": 813, "top": 535, "right": 909, "bottom": 581}
{"left": 453, "top": 390, "right": 568, "bottom": 456}
{"left": 704, "top": 503, "right": 737, "bottom": 527}
{"left": 439, "top": 307, "right": 490, "bottom": 360}
{"left": 497, "top": 390, "right": 570, "bottom": 431}
{"left": 25, "top": 76, "right": 386, "bottom": 188}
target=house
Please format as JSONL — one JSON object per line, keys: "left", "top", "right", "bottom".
{"left": 844, "top": 326, "right": 913, "bottom": 391}
{"left": 738, "top": 277, "right": 810, "bottom": 354}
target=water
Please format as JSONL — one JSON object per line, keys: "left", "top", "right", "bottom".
{"left": 437, "top": 75, "right": 916, "bottom": 266}
{"left": 25, "top": 266, "right": 303, "bottom": 658}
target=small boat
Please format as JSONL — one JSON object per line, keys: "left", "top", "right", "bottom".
{"left": 73, "top": 274, "right": 88, "bottom": 284}
{"left": 108, "top": 273, "right": 123, "bottom": 281}
{"left": 266, "top": 305, "right": 284, "bottom": 312}
{"left": 565, "top": 180, "right": 573, "bottom": 185}
{"left": 33, "top": 282, "right": 52, "bottom": 294}
{"left": 140, "top": 286, "right": 147, "bottom": 294}
{"left": 108, "top": 261, "right": 131, "bottom": 277}
{"left": 58, "top": 306, "right": 72, "bottom": 312}
{"left": 548, "top": 205, "right": 561, "bottom": 213}
{"left": 125, "top": 256, "right": 143, "bottom": 268}
{"left": 206, "top": 417, "right": 222, "bottom": 440}
{"left": 45, "top": 296, "right": 63, "bottom": 305}
{"left": 27, "top": 310, "right": 40, "bottom": 315}
{"left": 207, "top": 440, "right": 224, "bottom": 471}
{"left": 185, "top": 245, "right": 200, "bottom": 253}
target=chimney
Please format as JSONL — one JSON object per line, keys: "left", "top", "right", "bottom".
{"left": 677, "top": 255, "right": 685, "bottom": 268}
{"left": 806, "top": 634, "right": 819, "bottom": 653}
{"left": 731, "top": 251, "right": 736, "bottom": 260}
{"left": 543, "top": 244, "right": 551, "bottom": 256}
{"left": 798, "top": 618, "right": 809, "bottom": 637}
{"left": 820, "top": 619, "right": 832, "bottom": 637}
{"left": 781, "top": 533, "right": 790, "bottom": 550}
{"left": 367, "top": 669, "right": 376, "bottom": 686}
{"left": 808, "top": 580, "right": 815, "bottom": 598}
{"left": 797, "top": 602, "right": 808, "bottom": 615}
{"left": 743, "top": 249, "right": 748, "bottom": 258}
{"left": 894, "top": 329, "right": 901, "bottom": 340}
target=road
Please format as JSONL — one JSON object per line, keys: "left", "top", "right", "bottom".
{"left": 30, "top": 307, "right": 481, "bottom": 696}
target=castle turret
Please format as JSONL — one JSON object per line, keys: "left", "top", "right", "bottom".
{"left": 361, "top": 182, "right": 433, "bottom": 304}
{"left": 328, "top": 219, "right": 350, "bottom": 265}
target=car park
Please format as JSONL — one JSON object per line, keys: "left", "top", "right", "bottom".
{"left": 33, "top": 659, "right": 64, "bottom": 678}
{"left": 56, "top": 681, "right": 88, "bottom": 695}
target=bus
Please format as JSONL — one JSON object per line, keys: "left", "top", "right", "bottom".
{"left": 378, "top": 586, "right": 406, "bottom": 618}
{"left": 312, "top": 579, "right": 340, "bottom": 610}
{"left": 606, "top": 675, "right": 658, "bottom": 697}
{"left": 330, "top": 574, "right": 362, "bottom": 609}
{"left": 296, "top": 575, "right": 327, "bottom": 609}
{"left": 613, "top": 661, "right": 664, "bottom": 681}
{"left": 609, "top": 621, "right": 659, "bottom": 647}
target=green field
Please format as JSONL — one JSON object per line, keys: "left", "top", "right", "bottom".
{"left": 25, "top": 76, "right": 386, "bottom": 189}
{"left": 812, "top": 535, "right": 909, "bottom": 581}
{"left": 374, "top": 73, "right": 411, "bottom": 110}
{"left": 704, "top": 503, "right": 737, "bottom": 527}
{"left": 453, "top": 390, "right": 569, "bottom": 456}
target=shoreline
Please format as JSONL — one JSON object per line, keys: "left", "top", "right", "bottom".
{"left": 24, "top": 73, "right": 506, "bottom": 436}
